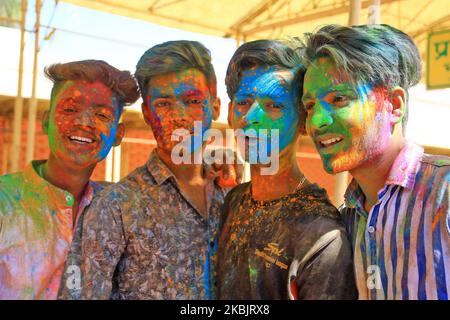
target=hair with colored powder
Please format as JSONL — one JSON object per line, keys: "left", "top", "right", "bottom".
{"left": 301, "top": 24, "right": 422, "bottom": 130}
{"left": 45, "top": 59, "right": 140, "bottom": 109}
{"left": 225, "top": 39, "right": 306, "bottom": 130}
{"left": 135, "top": 40, "right": 217, "bottom": 100}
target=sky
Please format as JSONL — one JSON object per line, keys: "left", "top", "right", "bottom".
{"left": 1, "top": 0, "right": 449, "bottom": 148}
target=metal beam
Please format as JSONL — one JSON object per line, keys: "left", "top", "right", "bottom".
{"left": 242, "top": 0, "right": 405, "bottom": 36}
{"left": 410, "top": 12, "right": 450, "bottom": 38}
{"left": 229, "top": 0, "right": 281, "bottom": 32}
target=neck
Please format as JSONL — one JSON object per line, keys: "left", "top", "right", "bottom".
{"left": 156, "top": 147, "right": 205, "bottom": 186}
{"left": 42, "top": 154, "right": 93, "bottom": 201}
{"left": 349, "top": 138, "right": 405, "bottom": 211}
{"left": 251, "top": 148, "right": 305, "bottom": 201}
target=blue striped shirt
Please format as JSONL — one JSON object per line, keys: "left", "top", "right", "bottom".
{"left": 341, "top": 142, "right": 450, "bottom": 300}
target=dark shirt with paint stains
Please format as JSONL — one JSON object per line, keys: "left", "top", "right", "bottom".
{"left": 72, "top": 150, "right": 228, "bottom": 300}
{"left": 217, "top": 182, "right": 358, "bottom": 300}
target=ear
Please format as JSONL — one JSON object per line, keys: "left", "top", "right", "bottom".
{"left": 42, "top": 110, "right": 50, "bottom": 134}
{"left": 227, "top": 101, "right": 233, "bottom": 127}
{"left": 141, "top": 101, "right": 152, "bottom": 127}
{"left": 212, "top": 97, "right": 221, "bottom": 121}
{"left": 113, "top": 123, "right": 125, "bottom": 147}
{"left": 389, "top": 86, "right": 406, "bottom": 125}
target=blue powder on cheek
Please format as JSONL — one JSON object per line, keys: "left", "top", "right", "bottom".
{"left": 97, "top": 98, "right": 121, "bottom": 160}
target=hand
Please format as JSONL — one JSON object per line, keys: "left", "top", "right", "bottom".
{"left": 203, "top": 147, "right": 244, "bottom": 188}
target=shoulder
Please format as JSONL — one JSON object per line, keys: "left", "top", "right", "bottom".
{"left": 293, "top": 183, "right": 340, "bottom": 220}
{"left": 419, "top": 153, "right": 450, "bottom": 184}
{"left": 415, "top": 153, "right": 450, "bottom": 201}
{"left": 224, "top": 182, "right": 250, "bottom": 207}
{"left": 0, "top": 172, "right": 25, "bottom": 215}
{"left": 91, "top": 164, "right": 151, "bottom": 206}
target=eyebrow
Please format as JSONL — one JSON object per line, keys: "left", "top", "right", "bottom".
{"left": 152, "top": 94, "right": 174, "bottom": 99}
{"left": 93, "top": 104, "right": 114, "bottom": 110}
{"left": 184, "top": 90, "right": 205, "bottom": 97}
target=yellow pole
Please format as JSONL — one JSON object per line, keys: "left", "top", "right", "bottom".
{"left": 348, "top": 0, "right": 361, "bottom": 26}
{"left": 26, "top": 0, "right": 41, "bottom": 163}
{"left": 10, "top": 0, "right": 27, "bottom": 172}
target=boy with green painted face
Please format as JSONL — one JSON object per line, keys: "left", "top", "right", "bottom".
{"left": 216, "top": 40, "right": 357, "bottom": 300}
{"left": 301, "top": 24, "right": 450, "bottom": 299}
{"left": 0, "top": 60, "right": 139, "bottom": 299}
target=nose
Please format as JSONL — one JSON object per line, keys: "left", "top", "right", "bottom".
{"left": 310, "top": 103, "right": 333, "bottom": 131}
{"left": 74, "top": 109, "right": 96, "bottom": 128}
{"left": 244, "top": 100, "right": 263, "bottom": 126}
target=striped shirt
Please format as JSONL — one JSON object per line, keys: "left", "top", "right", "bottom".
{"left": 341, "top": 142, "right": 450, "bottom": 300}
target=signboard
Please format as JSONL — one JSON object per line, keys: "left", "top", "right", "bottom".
{"left": 427, "top": 29, "right": 450, "bottom": 89}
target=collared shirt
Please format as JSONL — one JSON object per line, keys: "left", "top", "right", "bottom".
{"left": 0, "top": 160, "right": 100, "bottom": 300}
{"left": 217, "top": 182, "right": 358, "bottom": 300}
{"left": 341, "top": 141, "right": 450, "bottom": 300}
{"left": 78, "top": 150, "right": 228, "bottom": 300}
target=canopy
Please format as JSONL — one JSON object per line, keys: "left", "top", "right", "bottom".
{"left": 60, "top": 0, "right": 450, "bottom": 66}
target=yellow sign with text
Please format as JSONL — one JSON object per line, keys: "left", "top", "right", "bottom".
{"left": 427, "top": 29, "right": 450, "bottom": 89}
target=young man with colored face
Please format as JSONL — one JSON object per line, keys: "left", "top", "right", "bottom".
{"left": 216, "top": 40, "right": 357, "bottom": 300}
{"left": 0, "top": 60, "right": 139, "bottom": 299}
{"left": 79, "top": 41, "right": 229, "bottom": 299}
{"left": 301, "top": 24, "right": 450, "bottom": 299}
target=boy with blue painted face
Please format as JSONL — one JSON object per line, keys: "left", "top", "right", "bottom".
{"left": 216, "top": 40, "right": 357, "bottom": 299}
{"left": 0, "top": 60, "right": 139, "bottom": 299}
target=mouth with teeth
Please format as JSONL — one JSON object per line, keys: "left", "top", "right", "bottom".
{"left": 68, "top": 135, "right": 96, "bottom": 145}
{"left": 316, "top": 135, "right": 344, "bottom": 152}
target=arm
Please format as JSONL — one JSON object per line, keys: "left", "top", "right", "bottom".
{"left": 291, "top": 228, "right": 358, "bottom": 300}
{"left": 79, "top": 194, "right": 126, "bottom": 300}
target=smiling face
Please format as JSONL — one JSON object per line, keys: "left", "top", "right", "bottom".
{"left": 45, "top": 80, "right": 123, "bottom": 168}
{"left": 142, "top": 68, "right": 219, "bottom": 155}
{"left": 229, "top": 65, "right": 300, "bottom": 162}
{"left": 302, "top": 57, "right": 393, "bottom": 174}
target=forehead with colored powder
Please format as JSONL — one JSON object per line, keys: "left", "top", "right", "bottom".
{"left": 236, "top": 65, "right": 295, "bottom": 100}
{"left": 303, "top": 57, "right": 356, "bottom": 99}
{"left": 52, "top": 80, "right": 117, "bottom": 111}
{"left": 147, "top": 68, "right": 211, "bottom": 98}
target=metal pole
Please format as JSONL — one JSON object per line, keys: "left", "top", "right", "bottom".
{"left": 26, "top": 0, "right": 41, "bottom": 163}
{"left": 368, "top": 0, "right": 381, "bottom": 25}
{"left": 10, "top": 0, "right": 27, "bottom": 172}
{"left": 333, "top": 172, "right": 349, "bottom": 207}
{"left": 348, "top": 0, "right": 361, "bottom": 26}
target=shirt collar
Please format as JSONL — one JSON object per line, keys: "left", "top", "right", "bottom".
{"left": 385, "top": 141, "right": 423, "bottom": 189}
{"left": 145, "top": 149, "right": 175, "bottom": 186}
{"left": 23, "top": 160, "right": 98, "bottom": 211}
{"left": 344, "top": 141, "right": 424, "bottom": 209}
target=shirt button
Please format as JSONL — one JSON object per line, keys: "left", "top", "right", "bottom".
{"left": 368, "top": 226, "right": 375, "bottom": 233}
{"left": 66, "top": 194, "right": 74, "bottom": 206}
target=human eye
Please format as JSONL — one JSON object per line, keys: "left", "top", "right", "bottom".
{"left": 59, "top": 99, "right": 78, "bottom": 113}
{"left": 154, "top": 99, "right": 172, "bottom": 108}
{"left": 235, "top": 99, "right": 252, "bottom": 107}
{"left": 186, "top": 97, "right": 203, "bottom": 105}
{"left": 95, "top": 112, "right": 113, "bottom": 122}
{"left": 266, "top": 101, "right": 283, "bottom": 110}
{"left": 303, "top": 101, "right": 315, "bottom": 112}
{"left": 331, "top": 92, "right": 355, "bottom": 108}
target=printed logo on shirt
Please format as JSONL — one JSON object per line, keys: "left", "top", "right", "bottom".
{"left": 255, "top": 242, "right": 288, "bottom": 270}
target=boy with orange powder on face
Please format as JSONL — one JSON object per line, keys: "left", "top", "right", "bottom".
{"left": 0, "top": 60, "right": 139, "bottom": 299}
{"left": 78, "top": 41, "right": 235, "bottom": 300}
